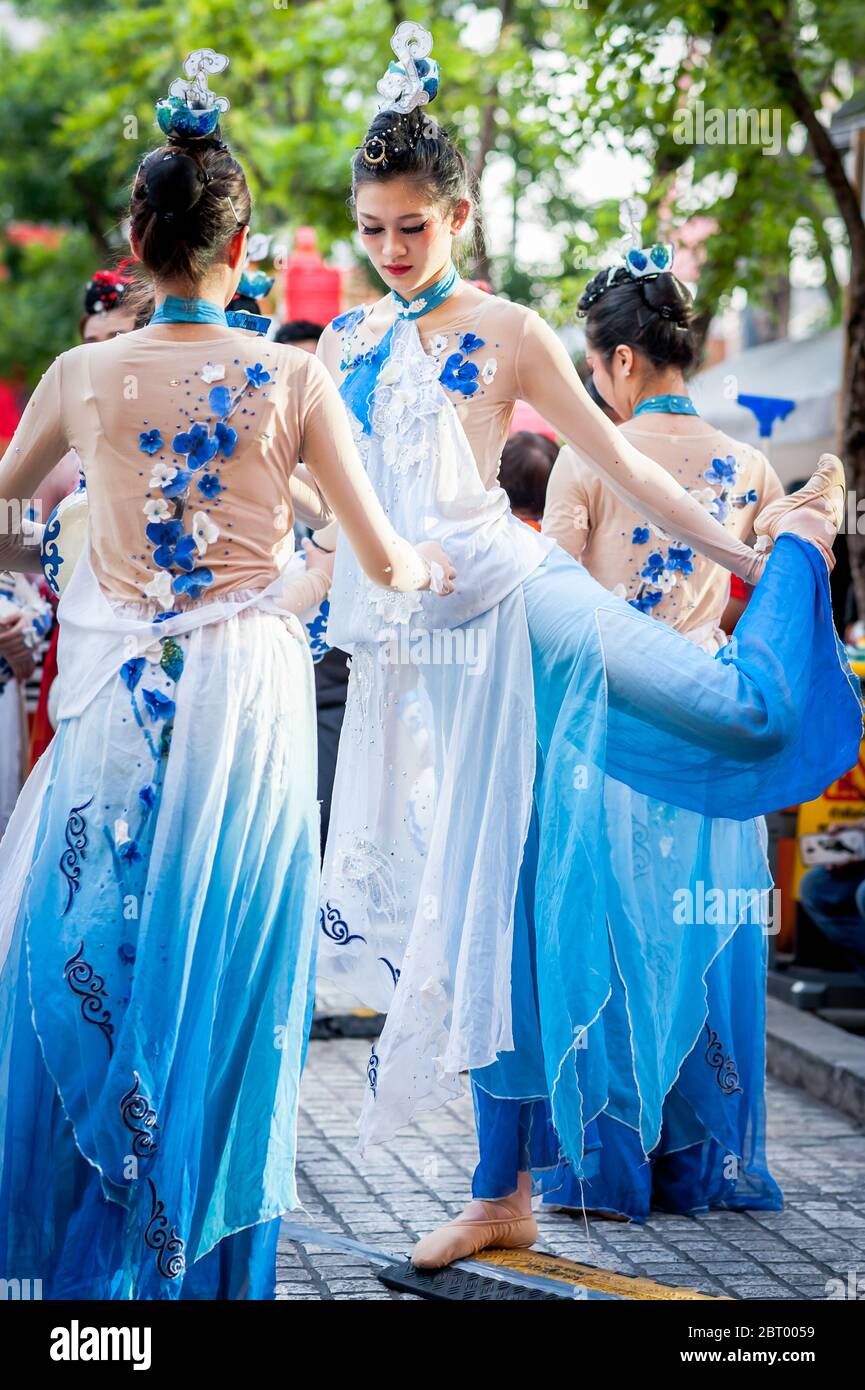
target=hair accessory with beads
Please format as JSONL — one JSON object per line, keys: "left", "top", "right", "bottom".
{"left": 156, "top": 49, "right": 231, "bottom": 139}
{"left": 238, "top": 269, "right": 274, "bottom": 299}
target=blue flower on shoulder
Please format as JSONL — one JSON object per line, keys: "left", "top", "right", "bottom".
{"left": 632, "top": 525, "right": 650, "bottom": 545}
{"left": 666, "top": 545, "right": 694, "bottom": 574}
{"left": 704, "top": 454, "right": 738, "bottom": 485}
{"left": 139, "top": 428, "right": 164, "bottom": 455}
{"left": 173, "top": 422, "right": 218, "bottom": 470}
{"left": 245, "top": 363, "right": 271, "bottom": 389}
{"left": 173, "top": 567, "right": 214, "bottom": 600}
{"left": 142, "top": 688, "right": 176, "bottom": 722}
{"left": 458, "top": 332, "right": 485, "bottom": 355}
{"left": 332, "top": 307, "right": 366, "bottom": 335}
{"left": 121, "top": 657, "right": 146, "bottom": 691}
{"left": 208, "top": 385, "right": 232, "bottom": 419}
{"left": 197, "top": 473, "right": 223, "bottom": 499}
{"left": 641, "top": 551, "right": 666, "bottom": 582}
{"left": 214, "top": 421, "right": 237, "bottom": 457}
{"left": 440, "top": 352, "right": 480, "bottom": 397}
{"left": 629, "top": 588, "right": 664, "bottom": 613}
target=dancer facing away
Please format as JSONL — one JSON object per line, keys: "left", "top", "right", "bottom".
{"left": 0, "top": 50, "right": 453, "bottom": 1300}
{"left": 311, "top": 23, "right": 861, "bottom": 1269}
{"left": 538, "top": 249, "right": 786, "bottom": 1222}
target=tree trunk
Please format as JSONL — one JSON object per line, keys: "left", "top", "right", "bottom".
{"left": 754, "top": 8, "right": 865, "bottom": 616}
{"left": 842, "top": 279, "right": 865, "bottom": 619}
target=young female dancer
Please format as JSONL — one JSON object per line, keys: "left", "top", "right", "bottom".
{"left": 538, "top": 257, "right": 787, "bottom": 1221}
{"left": 0, "top": 51, "right": 452, "bottom": 1300}
{"left": 313, "top": 23, "right": 860, "bottom": 1269}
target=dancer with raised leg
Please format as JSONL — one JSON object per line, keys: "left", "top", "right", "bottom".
{"left": 312, "top": 23, "right": 860, "bottom": 1270}
{"left": 0, "top": 50, "right": 453, "bottom": 1300}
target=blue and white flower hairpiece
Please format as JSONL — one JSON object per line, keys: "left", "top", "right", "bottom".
{"left": 156, "top": 49, "right": 231, "bottom": 139}
{"left": 612, "top": 196, "right": 674, "bottom": 284}
{"left": 375, "top": 22, "right": 440, "bottom": 114}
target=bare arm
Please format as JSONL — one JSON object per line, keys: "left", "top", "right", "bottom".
{"left": 290, "top": 461, "right": 335, "bottom": 529}
{"left": 515, "top": 311, "right": 764, "bottom": 583}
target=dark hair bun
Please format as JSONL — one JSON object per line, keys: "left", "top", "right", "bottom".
{"left": 144, "top": 150, "right": 208, "bottom": 220}
{"left": 641, "top": 273, "right": 691, "bottom": 327}
{"left": 130, "top": 134, "right": 251, "bottom": 285}
{"left": 578, "top": 267, "right": 697, "bottom": 372}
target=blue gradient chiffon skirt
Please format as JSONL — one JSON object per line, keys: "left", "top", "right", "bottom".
{"left": 0, "top": 596, "right": 319, "bottom": 1298}
{"left": 470, "top": 535, "right": 861, "bottom": 1211}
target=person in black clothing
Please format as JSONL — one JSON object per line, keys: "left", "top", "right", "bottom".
{"left": 275, "top": 318, "right": 350, "bottom": 856}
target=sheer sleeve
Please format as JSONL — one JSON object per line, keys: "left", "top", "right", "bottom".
{"left": 276, "top": 565, "right": 331, "bottom": 615}
{"left": 514, "top": 311, "right": 764, "bottom": 583}
{"left": 297, "top": 355, "right": 430, "bottom": 592}
{"left": 290, "top": 461, "right": 335, "bottom": 529}
{"left": 0, "top": 356, "right": 68, "bottom": 573}
{"left": 754, "top": 452, "right": 785, "bottom": 514}
{"left": 542, "top": 445, "right": 592, "bottom": 560}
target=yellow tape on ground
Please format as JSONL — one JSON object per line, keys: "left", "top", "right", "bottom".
{"left": 474, "top": 1248, "right": 731, "bottom": 1300}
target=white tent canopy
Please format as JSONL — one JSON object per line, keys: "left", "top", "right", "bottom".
{"left": 691, "top": 327, "right": 843, "bottom": 485}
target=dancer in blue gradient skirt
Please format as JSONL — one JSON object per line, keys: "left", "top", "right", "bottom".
{"left": 312, "top": 24, "right": 862, "bottom": 1269}
{"left": 0, "top": 52, "right": 452, "bottom": 1300}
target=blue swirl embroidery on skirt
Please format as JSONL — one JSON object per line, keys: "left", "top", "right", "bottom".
{"left": 60, "top": 795, "right": 95, "bottom": 914}
{"left": 63, "top": 940, "right": 114, "bottom": 1056}
{"left": 705, "top": 1024, "right": 744, "bottom": 1095}
{"left": 119, "top": 1073, "right": 161, "bottom": 1158}
{"left": 319, "top": 901, "right": 366, "bottom": 945}
{"left": 378, "top": 957, "right": 400, "bottom": 988}
{"left": 367, "top": 1045, "right": 380, "bottom": 1098}
{"left": 144, "top": 1177, "right": 186, "bottom": 1280}
{"left": 41, "top": 509, "right": 63, "bottom": 595}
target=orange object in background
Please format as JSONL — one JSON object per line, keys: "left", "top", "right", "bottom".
{"left": 794, "top": 747, "right": 865, "bottom": 895}
{"left": 282, "top": 227, "right": 343, "bottom": 326}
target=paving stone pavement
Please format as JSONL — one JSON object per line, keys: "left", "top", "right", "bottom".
{"left": 277, "top": 1036, "right": 865, "bottom": 1302}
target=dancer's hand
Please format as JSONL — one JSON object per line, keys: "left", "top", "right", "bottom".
{"left": 415, "top": 541, "right": 457, "bottom": 596}
{"left": 0, "top": 612, "right": 32, "bottom": 664}
{"left": 7, "top": 649, "right": 36, "bottom": 682}
{"left": 301, "top": 535, "right": 335, "bottom": 580}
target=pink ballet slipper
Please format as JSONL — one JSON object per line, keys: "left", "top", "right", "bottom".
{"left": 411, "top": 1173, "right": 537, "bottom": 1271}
{"left": 752, "top": 453, "right": 846, "bottom": 574}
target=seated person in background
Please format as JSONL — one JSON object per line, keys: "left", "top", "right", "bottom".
{"left": 498, "top": 430, "right": 558, "bottom": 531}
{"left": 799, "top": 825, "right": 865, "bottom": 983}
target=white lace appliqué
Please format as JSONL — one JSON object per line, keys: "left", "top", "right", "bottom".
{"left": 371, "top": 332, "right": 442, "bottom": 457}
{"left": 370, "top": 587, "right": 424, "bottom": 628}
